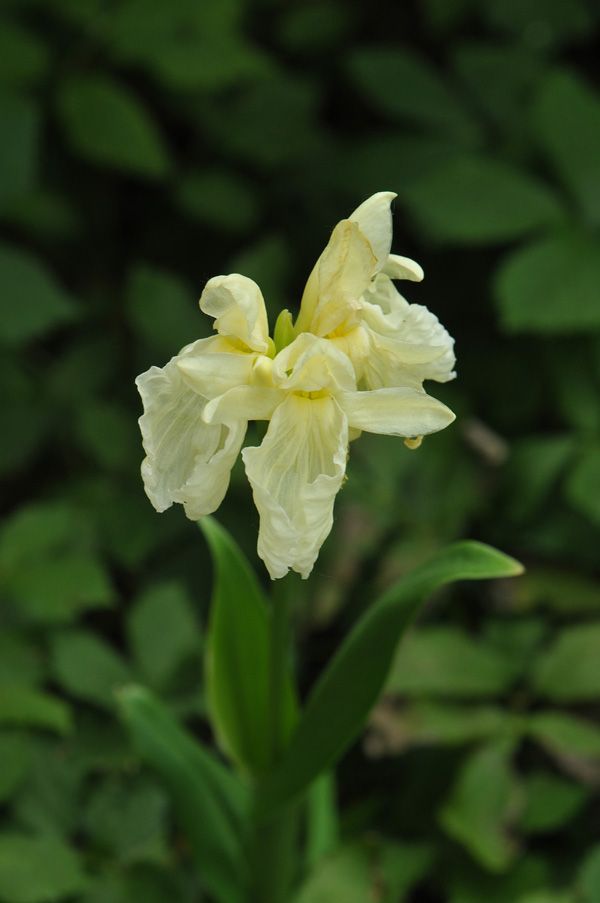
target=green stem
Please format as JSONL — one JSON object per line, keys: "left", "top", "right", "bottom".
{"left": 248, "top": 574, "right": 298, "bottom": 903}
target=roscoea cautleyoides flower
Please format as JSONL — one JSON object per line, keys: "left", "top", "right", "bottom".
{"left": 135, "top": 193, "right": 456, "bottom": 579}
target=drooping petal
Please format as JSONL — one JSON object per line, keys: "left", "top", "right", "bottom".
{"left": 338, "top": 386, "right": 455, "bottom": 438}
{"left": 200, "top": 274, "right": 270, "bottom": 353}
{"left": 136, "top": 342, "right": 238, "bottom": 514}
{"left": 172, "top": 420, "right": 247, "bottom": 520}
{"left": 242, "top": 394, "right": 348, "bottom": 579}
{"left": 272, "top": 333, "right": 357, "bottom": 394}
{"left": 349, "top": 191, "right": 396, "bottom": 272}
{"left": 383, "top": 253, "right": 424, "bottom": 282}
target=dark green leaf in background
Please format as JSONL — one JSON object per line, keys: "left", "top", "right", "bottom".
{"left": 531, "top": 624, "right": 600, "bottom": 701}
{"left": 0, "top": 98, "right": 39, "bottom": 211}
{"left": 57, "top": 75, "right": 171, "bottom": 178}
{"left": 127, "top": 581, "right": 200, "bottom": 691}
{"left": 440, "top": 742, "right": 521, "bottom": 871}
{"left": 481, "top": 0, "right": 592, "bottom": 49}
{"left": 126, "top": 264, "right": 204, "bottom": 358}
{"left": 0, "top": 732, "right": 29, "bottom": 803}
{"left": 0, "top": 244, "right": 77, "bottom": 345}
{"left": 0, "top": 685, "right": 71, "bottom": 734}
{"left": 51, "top": 631, "right": 132, "bottom": 709}
{"left": 347, "top": 47, "right": 479, "bottom": 144}
{"left": 565, "top": 446, "right": 600, "bottom": 528}
{"left": 0, "top": 833, "right": 87, "bottom": 903}
{"left": 495, "top": 232, "right": 600, "bottom": 333}
{"left": 398, "top": 155, "right": 563, "bottom": 244}
{"left": 175, "top": 169, "right": 261, "bottom": 234}
{"left": 520, "top": 771, "right": 588, "bottom": 834}
{"left": 534, "top": 70, "right": 600, "bottom": 225}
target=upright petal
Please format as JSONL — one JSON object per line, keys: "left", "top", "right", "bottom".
{"left": 349, "top": 191, "right": 396, "bottom": 272}
{"left": 272, "top": 333, "right": 357, "bottom": 395}
{"left": 200, "top": 274, "right": 270, "bottom": 354}
{"left": 242, "top": 394, "right": 348, "bottom": 579}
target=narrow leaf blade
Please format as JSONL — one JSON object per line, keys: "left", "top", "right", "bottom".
{"left": 258, "top": 542, "right": 522, "bottom": 816}
{"left": 117, "top": 685, "right": 248, "bottom": 903}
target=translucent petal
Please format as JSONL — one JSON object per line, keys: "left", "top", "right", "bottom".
{"left": 203, "top": 385, "right": 285, "bottom": 424}
{"left": 349, "top": 191, "right": 396, "bottom": 271}
{"left": 338, "top": 387, "right": 455, "bottom": 438}
{"left": 173, "top": 420, "right": 246, "bottom": 520}
{"left": 311, "top": 221, "right": 377, "bottom": 337}
{"left": 200, "top": 274, "right": 270, "bottom": 353}
{"left": 136, "top": 342, "right": 237, "bottom": 514}
{"left": 242, "top": 394, "right": 348, "bottom": 579}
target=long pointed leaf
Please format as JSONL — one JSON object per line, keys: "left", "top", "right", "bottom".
{"left": 257, "top": 542, "right": 523, "bottom": 817}
{"left": 200, "top": 517, "right": 297, "bottom": 773}
{"left": 117, "top": 685, "right": 249, "bottom": 903}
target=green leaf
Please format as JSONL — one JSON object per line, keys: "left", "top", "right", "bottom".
{"left": 531, "top": 624, "right": 600, "bottom": 701}
{"left": 528, "top": 711, "right": 600, "bottom": 760}
{"left": 51, "top": 631, "right": 132, "bottom": 709}
{"left": 117, "top": 685, "right": 249, "bottom": 903}
{"left": 0, "top": 98, "right": 39, "bottom": 210}
{"left": 292, "top": 843, "right": 372, "bottom": 903}
{"left": 579, "top": 844, "right": 600, "bottom": 903}
{"left": 84, "top": 776, "right": 168, "bottom": 864}
{"left": 57, "top": 75, "right": 171, "bottom": 178}
{"left": 520, "top": 771, "right": 588, "bottom": 834}
{"left": 126, "top": 264, "right": 203, "bottom": 358}
{"left": 565, "top": 446, "right": 600, "bottom": 527}
{"left": 200, "top": 516, "right": 298, "bottom": 773}
{"left": 534, "top": 70, "right": 600, "bottom": 225}
{"left": 127, "top": 581, "right": 200, "bottom": 690}
{"left": 257, "top": 541, "right": 523, "bottom": 817}
{"left": 305, "top": 773, "right": 339, "bottom": 872}
{"left": 0, "top": 244, "right": 77, "bottom": 345}
{"left": 385, "top": 626, "right": 519, "bottom": 697}
{"left": 347, "top": 47, "right": 479, "bottom": 143}
{"left": 0, "top": 732, "right": 29, "bottom": 802}
{"left": 0, "top": 834, "right": 87, "bottom": 903}
{"left": 0, "top": 26, "right": 49, "bottom": 91}
{"left": 495, "top": 232, "right": 600, "bottom": 333}
{"left": 0, "top": 685, "right": 71, "bottom": 734}
{"left": 482, "top": 0, "right": 592, "bottom": 49}
{"left": 175, "top": 169, "right": 260, "bottom": 233}
{"left": 439, "top": 742, "right": 521, "bottom": 871}
{"left": 13, "top": 738, "right": 84, "bottom": 836}
{"left": 9, "top": 553, "right": 114, "bottom": 623}
{"left": 398, "top": 155, "right": 563, "bottom": 244}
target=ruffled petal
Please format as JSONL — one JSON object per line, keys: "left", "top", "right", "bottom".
{"left": 136, "top": 342, "right": 238, "bottom": 515}
{"left": 242, "top": 394, "right": 348, "bottom": 579}
{"left": 200, "top": 274, "right": 270, "bottom": 353}
{"left": 338, "top": 387, "right": 455, "bottom": 438}
{"left": 272, "top": 333, "right": 356, "bottom": 394}
{"left": 349, "top": 191, "right": 396, "bottom": 272}
{"left": 173, "top": 420, "right": 247, "bottom": 520}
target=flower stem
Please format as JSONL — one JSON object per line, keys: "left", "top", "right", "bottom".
{"left": 248, "top": 573, "right": 299, "bottom": 903}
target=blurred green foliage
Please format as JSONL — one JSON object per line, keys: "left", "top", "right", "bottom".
{"left": 1, "top": 0, "right": 600, "bottom": 899}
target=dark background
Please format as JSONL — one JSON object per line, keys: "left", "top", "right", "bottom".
{"left": 1, "top": 0, "right": 600, "bottom": 900}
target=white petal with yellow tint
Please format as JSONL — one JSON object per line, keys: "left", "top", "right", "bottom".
{"left": 136, "top": 341, "right": 231, "bottom": 514}
{"left": 177, "top": 349, "right": 257, "bottom": 399}
{"left": 272, "top": 333, "right": 356, "bottom": 394}
{"left": 310, "top": 221, "right": 377, "bottom": 337}
{"left": 242, "top": 394, "right": 348, "bottom": 579}
{"left": 338, "top": 386, "right": 455, "bottom": 438}
{"left": 200, "top": 274, "right": 270, "bottom": 353}
{"left": 383, "top": 253, "right": 424, "bottom": 282}
{"left": 173, "top": 420, "right": 247, "bottom": 520}
{"left": 349, "top": 191, "right": 396, "bottom": 271}
{"left": 203, "top": 385, "right": 285, "bottom": 425}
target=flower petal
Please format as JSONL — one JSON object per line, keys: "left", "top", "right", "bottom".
{"left": 242, "top": 394, "right": 348, "bottom": 579}
{"left": 173, "top": 420, "right": 247, "bottom": 520}
{"left": 136, "top": 342, "right": 239, "bottom": 515}
{"left": 383, "top": 253, "right": 424, "bottom": 282}
{"left": 338, "top": 387, "right": 455, "bottom": 438}
{"left": 177, "top": 349, "right": 256, "bottom": 399}
{"left": 272, "top": 333, "right": 356, "bottom": 394}
{"left": 203, "top": 385, "right": 285, "bottom": 424}
{"left": 200, "top": 274, "right": 270, "bottom": 353}
{"left": 349, "top": 191, "right": 396, "bottom": 272}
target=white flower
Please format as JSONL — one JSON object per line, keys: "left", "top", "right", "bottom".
{"left": 294, "top": 191, "right": 456, "bottom": 392}
{"left": 135, "top": 193, "right": 457, "bottom": 580}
